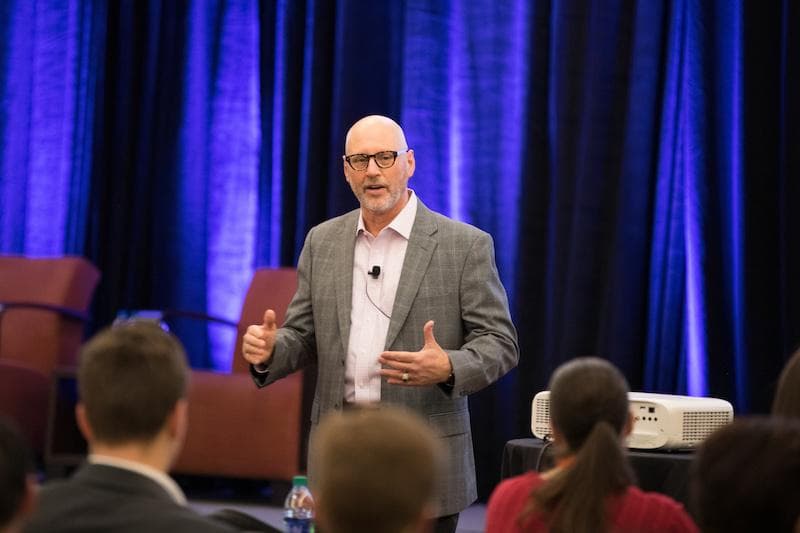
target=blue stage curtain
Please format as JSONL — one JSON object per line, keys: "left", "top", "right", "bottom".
{"left": 0, "top": 0, "right": 106, "bottom": 255}
{"left": 1, "top": 0, "right": 798, "bottom": 500}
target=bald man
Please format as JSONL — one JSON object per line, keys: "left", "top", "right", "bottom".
{"left": 242, "top": 115, "right": 519, "bottom": 533}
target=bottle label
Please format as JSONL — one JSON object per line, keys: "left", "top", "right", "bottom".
{"left": 284, "top": 517, "right": 314, "bottom": 533}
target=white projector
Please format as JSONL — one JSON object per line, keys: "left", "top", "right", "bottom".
{"left": 531, "top": 391, "right": 733, "bottom": 450}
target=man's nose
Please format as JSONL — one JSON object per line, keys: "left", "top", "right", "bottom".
{"left": 364, "top": 156, "right": 382, "bottom": 174}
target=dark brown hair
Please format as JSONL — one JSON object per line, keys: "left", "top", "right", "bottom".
{"left": 311, "top": 406, "right": 443, "bottom": 533}
{"left": 523, "top": 357, "right": 634, "bottom": 533}
{"left": 0, "top": 415, "right": 33, "bottom": 527}
{"left": 690, "top": 417, "right": 800, "bottom": 533}
{"left": 78, "top": 321, "right": 188, "bottom": 444}
{"left": 772, "top": 346, "right": 800, "bottom": 419}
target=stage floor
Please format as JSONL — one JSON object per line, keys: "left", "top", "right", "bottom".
{"left": 190, "top": 500, "right": 487, "bottom": 532}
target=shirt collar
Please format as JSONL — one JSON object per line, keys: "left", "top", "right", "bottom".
{"left": 356, "top": 189, "right": 418, "bottom": 239}
{"left": 88, "top": 454, "right": 187, "bottom": 505}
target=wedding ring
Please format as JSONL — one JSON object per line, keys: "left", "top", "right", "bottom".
{"left": 401, "top": 372, "right": 409, "bottom": 383}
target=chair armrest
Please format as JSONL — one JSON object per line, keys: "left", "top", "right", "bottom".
{"left": 0, "top": 301, "right": 89, "bottom": 322}
{"left": 160, "top": 309, "right": 238, "bottom": 328}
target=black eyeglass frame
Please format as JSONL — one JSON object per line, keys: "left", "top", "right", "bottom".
{"left": 342, "top": 149, "right": 411, "bottom": 171}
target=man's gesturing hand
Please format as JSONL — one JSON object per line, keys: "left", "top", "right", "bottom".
{"left": 379, "top": 320, "right": 453, "bottom": 386}
{"left": 242, "top": 309, "right": 277, "bottom": 367}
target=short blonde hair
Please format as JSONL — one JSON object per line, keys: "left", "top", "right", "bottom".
{"left": 312, "top": 406, "right": 443, "bottom": 533}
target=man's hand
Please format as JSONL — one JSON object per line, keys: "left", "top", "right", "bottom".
{"left": 379, "top": 320, "right": 453, "bottom": 386}
{"left": 242, "top": 309, "right": 277, "bottom": 367}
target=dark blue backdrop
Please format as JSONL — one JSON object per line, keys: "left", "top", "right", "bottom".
{"left": 1, "top": 0, "right": 798, "bottom": 499}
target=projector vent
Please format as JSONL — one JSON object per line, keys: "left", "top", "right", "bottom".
{"left": 532, "top": 396, "right": 551, "bottom": 437}
{"left": 681, "top": 411, "right": 732, "bottom": 443}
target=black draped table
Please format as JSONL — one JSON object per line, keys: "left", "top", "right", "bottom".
{"left": 501, "top": 438, "right": 694, "bottom": 505}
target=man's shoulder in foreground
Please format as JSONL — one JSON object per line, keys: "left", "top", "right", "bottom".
{"left": 24, "top": 466, "right": 234, "bottom": 533}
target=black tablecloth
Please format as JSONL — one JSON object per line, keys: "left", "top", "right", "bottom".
{"left": 501, "top": 438, "right": 694, "bottom": 505}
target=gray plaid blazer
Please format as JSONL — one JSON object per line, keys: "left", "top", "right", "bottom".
{"left": 254, "top": 199, "right": 519, "bottom": 515}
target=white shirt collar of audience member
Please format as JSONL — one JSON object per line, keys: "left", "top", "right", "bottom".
{"left": 89, "top": 454, "right": 187, "bottom": 505}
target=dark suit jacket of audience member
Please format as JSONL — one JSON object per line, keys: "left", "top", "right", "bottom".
{"left": 23, "top": 464, "right": 234, "bottom": 533}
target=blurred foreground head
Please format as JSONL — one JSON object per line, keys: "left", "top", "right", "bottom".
{"left": 77, "top": 321, "right": 189, "bottom": 459}
{"left": 312, "top": 405, "right": 443, "bottom": 533}
{"left": 0, "top": 415, "right": 35, "bottom": 532}
{"left": 691, "top": 416, "right": 800, "bottom": 533}
{"left": 772, "top": 346, "right": 800, "bottom": 419}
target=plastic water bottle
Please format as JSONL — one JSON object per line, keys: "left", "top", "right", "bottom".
{"left": 284, "top": 475, "right": 315, "bottom": 533}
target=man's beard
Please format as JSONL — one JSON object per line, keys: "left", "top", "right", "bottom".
{"left": 357, "top": 186, "right": 402, "bottom": 215}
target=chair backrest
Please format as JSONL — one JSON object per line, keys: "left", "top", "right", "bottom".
{"left": 0, "top": 256, "right": 100, "bottom": 374}
{"left": 231, "top": 267, "right": 298, "bottom": 374}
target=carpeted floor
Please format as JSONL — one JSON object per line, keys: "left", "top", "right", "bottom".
{"left": 190, "top": 500, "right": 487, "bottom": 532}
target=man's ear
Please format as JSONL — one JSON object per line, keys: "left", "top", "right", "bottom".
{"left": 75, "top": 403, "right": 94, "bottom": 442}
{"left": 405, "top": 149, "right": 416, "bottom": 177}
{"left": 18, "top": 474, "right": 38, "bottom": 520}
{"left": 314, "top": 498, "right": 330, "bottom": 533}
{"left": 167, "top": 399, "right": 189, "bottom": 442}
{"left": 549, "top": 423, "right": 563, "bottom": 444}
{"left": 623, "top": 411, "right": 634, "bottom": 438}
{"left": 414, "top": 503, "right": 437, "bottom": 533}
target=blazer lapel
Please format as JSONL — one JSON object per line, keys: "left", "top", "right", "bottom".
{"left": 384, "top": 201, "right": 438, "bottom": 349}
{"left": 335, "top": 211, "right": 359, "bottom": 355}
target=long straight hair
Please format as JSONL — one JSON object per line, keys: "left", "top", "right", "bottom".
{"left": 521, "top": 357, "right": 634, "bottom": 532}
{"left": 772, "top": 347, "right": 800, "bottom": 419}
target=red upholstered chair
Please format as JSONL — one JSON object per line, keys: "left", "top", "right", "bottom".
{"left": 172, "top": 267, "right": 307, "bottom": 484}
{"left": 0, "top": 256, "right": 100, "bottom": 453}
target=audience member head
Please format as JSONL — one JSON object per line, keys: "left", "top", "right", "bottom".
{"left": 0, "top": 416, "right": 36, "bottom": 532}
{"left": 772, "top": 346, "right": 800, "bottom": 419}
{"left": 691, "top": 416, "right": 800, "bottom": 533}
{"left": 311, "top": 406, "right": 443, "bottom": 533}
{"left": 548, "top": 356, "right": 631, "bottom": 451}
{"left": 524, "top": 356, "right": 634, "bottom": 532}
{"left": 76, "top": 321, "right": 189, "bottom": 470}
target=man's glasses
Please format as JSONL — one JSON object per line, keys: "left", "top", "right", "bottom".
{"left": 343, "top": 149, "right": 410, "bottom": 171}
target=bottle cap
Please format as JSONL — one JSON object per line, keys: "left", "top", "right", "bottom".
{"left": 292, "top": 475, "right": 308, "bottom": 487}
